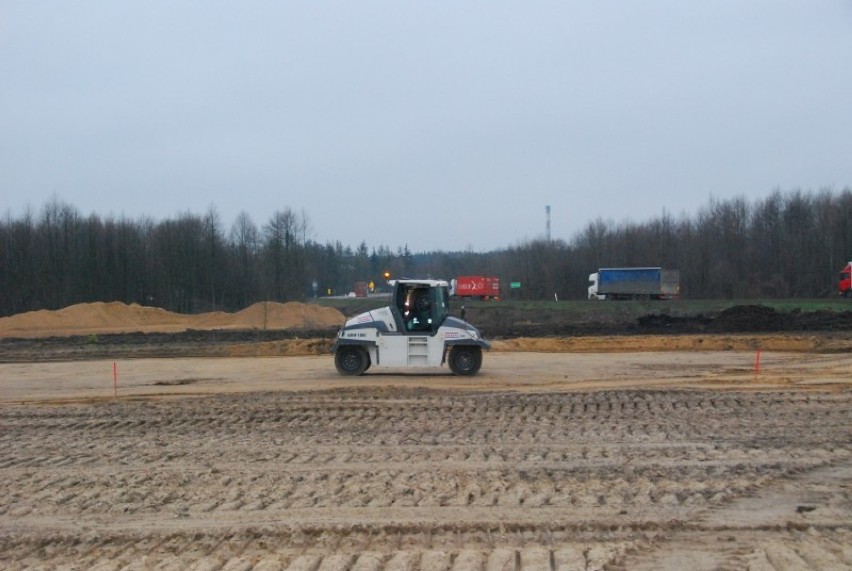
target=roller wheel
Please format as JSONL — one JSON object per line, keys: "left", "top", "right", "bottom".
{"left": 335, "top": 346, "right": 369, "bottom": 376}
{"left": 448, "top": 346, "right": 482, "bottom": 376}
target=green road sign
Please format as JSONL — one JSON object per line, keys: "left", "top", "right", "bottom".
{"left": 510, "top": 282, "right": 521, "bottom": 289}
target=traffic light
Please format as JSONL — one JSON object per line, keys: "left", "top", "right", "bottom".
{"left": 383, "top": 271, "right": 391, "bottom": 281}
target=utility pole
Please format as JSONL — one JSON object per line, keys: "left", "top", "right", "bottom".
{"left": 546, "top": 205, "right": 551, "bottom": 242}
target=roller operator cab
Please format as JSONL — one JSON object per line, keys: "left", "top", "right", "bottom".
{"left": 332, "top": 279, "right": 490, "bottom": 376}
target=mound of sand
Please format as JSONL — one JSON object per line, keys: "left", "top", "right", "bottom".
{"left": 0, "top": 301, "right": 345, "bottom": 339}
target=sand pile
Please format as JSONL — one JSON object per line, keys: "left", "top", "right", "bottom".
{"left": 0, "top": 301, "right": 345, "bottom": 338}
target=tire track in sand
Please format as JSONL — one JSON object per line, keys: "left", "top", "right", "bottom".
{"left": 1, "top": 389, "right": 850, "bottom": 569}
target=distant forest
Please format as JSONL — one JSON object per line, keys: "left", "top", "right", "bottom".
{"left": 1, "top": 188, "right": 851, "bottom": 317}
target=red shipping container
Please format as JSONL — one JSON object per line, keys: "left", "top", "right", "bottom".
{"left": 453, "top": 276, "right": 500, "bottom": 300}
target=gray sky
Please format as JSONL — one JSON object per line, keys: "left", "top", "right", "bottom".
{"left": 2, "top": 2, "right": 851, "bottom": 252}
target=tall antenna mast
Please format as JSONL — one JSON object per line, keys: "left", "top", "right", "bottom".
{"left": 545, "top": 205, "right": 551, "bottom": 242}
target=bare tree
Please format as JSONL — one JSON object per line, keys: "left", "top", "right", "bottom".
{"left": 228, "top": 211, "right": 260, "bottom": 308}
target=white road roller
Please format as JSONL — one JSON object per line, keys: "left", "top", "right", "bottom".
{"left": 332, "top": 279, "right": 490, "bottom": 375}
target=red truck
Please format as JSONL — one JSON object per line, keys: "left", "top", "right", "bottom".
{"left": 451, "top": 276, "right": 501, "bottom": 300}
{"left": 839, "top": 261, "right": 852, "bottom": 297}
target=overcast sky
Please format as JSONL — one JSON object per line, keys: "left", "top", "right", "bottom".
{"left": 2, "top": 2, "right": 851, "bottom": 252}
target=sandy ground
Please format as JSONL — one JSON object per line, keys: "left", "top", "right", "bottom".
{"left": 2, "top": 348, "right": 851, "bottom": 570}
{"left": 1, "top": 350, "right": 852, "bottom": 403}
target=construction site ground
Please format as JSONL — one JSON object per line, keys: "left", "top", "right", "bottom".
{"left": 1, "top": 302, "right": 851, "bottom": 570}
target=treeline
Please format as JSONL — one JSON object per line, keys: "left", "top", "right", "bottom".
{"left": 1, "top": 188, "right": 850, "bottom": 317}
{"left": 0, "top": 202, "right": 414, "bottom": 317}
{"left": 498, "top": 188, "right": 852, "bottom": 301}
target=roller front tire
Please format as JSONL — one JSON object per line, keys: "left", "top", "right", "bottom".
{"left": 335, "top": 346, "right": 370, "bottom": 376}
{"left": 448, "top": 346, "right": 482, "bottom": 376}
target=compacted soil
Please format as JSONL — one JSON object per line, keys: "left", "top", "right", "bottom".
{"left": 1, "top": 383, "right": 851, "bottom": 570}
{"left": 1, "top": 302, "right": 851, "bottom": 570}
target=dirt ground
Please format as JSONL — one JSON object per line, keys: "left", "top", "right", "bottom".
{"left": 1, "top": 303, "right": 851, "bottom": 570}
